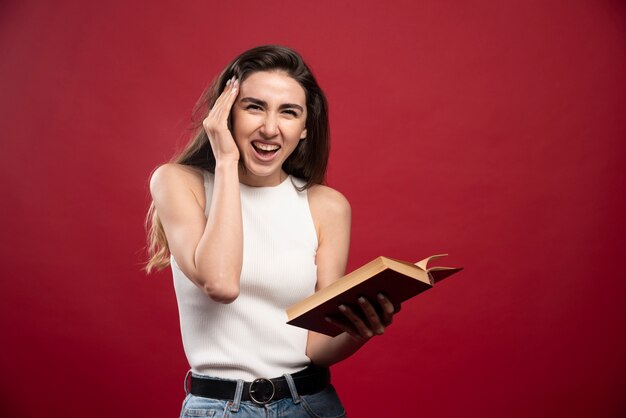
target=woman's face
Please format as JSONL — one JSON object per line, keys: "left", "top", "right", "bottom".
{"left": 231, "top": 70, "right": 307, "bottom": 187}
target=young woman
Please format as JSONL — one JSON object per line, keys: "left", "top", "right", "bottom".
{"left": 146, "top": 45, "right": 398, "bottom": 417}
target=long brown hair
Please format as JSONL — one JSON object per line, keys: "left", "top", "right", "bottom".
{"left": 145, "top": 45, "right": 330, "bottom": 273}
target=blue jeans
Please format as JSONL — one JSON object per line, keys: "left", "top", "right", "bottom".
{"left": 180, "top": 372, "right": 346, "bottom": 418}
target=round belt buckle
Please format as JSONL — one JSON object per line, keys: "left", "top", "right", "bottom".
{"left": 249, "top": 378, "right": 275, "bottom": 405}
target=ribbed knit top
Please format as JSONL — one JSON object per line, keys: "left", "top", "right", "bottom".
{"left": 171, "top": 171, "right": 318, "bottom": 381}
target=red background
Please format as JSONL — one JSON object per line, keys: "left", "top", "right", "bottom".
{"left": 1, "top": 1, "right": 625, "bottom": 417}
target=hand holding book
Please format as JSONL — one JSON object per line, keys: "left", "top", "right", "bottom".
{"left": 286, "top": 254, "right": 462, "bottom": 337}
{"left": 324, "top": 292, "right": 398, "bottom": 342}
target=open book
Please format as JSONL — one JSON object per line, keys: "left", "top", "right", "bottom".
{"left": 286, "top": 254, "right": 462, "bottom": 337}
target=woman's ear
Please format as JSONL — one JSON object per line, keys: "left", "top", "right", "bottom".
{"left": 300, "top": 128, "right": 307, "bottom": 140}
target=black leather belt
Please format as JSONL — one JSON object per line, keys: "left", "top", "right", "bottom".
{"left": 189, "top": 364, "right": 330, "bottom": 405}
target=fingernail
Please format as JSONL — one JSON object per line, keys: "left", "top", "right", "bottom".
{"left": 358, "top": 297, "right": 366, "bottom": 304}
{"left": 325, "top": 317, "right": 332, "bottom": 322}
{"left": 338, "top": 305, "right": 347, "bottom": 312}
{"left": 377, "top": 293, "right": 385, "bottom": 300}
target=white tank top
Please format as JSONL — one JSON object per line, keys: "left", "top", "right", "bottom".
{"left": 171, "top": 170, "right": 318, "bottom": 381}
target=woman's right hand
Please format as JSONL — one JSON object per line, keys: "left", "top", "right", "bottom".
{"left": 203, "top": 77, "right": 240, "bottom": 162}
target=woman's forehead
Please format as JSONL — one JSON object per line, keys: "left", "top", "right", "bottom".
{"left": 239, "top": 71, "right": 306, "bottom": 105}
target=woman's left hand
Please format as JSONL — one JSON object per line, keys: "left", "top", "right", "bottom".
{"left": 325, "top": 293, "right": 400, "bottom": 343}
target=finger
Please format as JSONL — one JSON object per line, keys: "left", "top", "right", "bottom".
{"left": 216, "top": 78, "right": 239, "bottom": 114}
{"left": 226, "top": 78, "right": 240, "bottom": 104}
{"left": 210, "top": 77, "right": 236, "bottom": 111}
{"left": 206, "top": 78, "right": 239, "bottom": 127}
{"left": 325, "top": 316, "right": 365, "bottom": 342}
{"left": 211, "top": 78, "right": 236, "bottom": 113}
{"left": 339, "top": 304, "right": 373, "bottom": 339}
{"left": 377, "top": 293, "right": 396, "bottom": 325}
{"left": 358, "top": 297, "right": 385, "bottom": 335}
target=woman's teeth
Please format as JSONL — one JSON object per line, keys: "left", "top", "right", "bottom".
{"left": 253, "top": 142, "right": 280, "bottom": 152}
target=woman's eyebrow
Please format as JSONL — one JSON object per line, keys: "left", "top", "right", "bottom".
{"left": 240, "top": 97, "right": 304, "bottom": 112}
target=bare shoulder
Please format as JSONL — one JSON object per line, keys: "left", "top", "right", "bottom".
{"left": 149, "top": 163, "right": 206, "bottom": 206}
{"left": 150, "top": 163, "right": 204, "bottom": 190}
{"left": 307, "top": 184, "right": 351, "bottom": 227}
{"left": 308, "top": 185, "right": 351, "bottom": 277}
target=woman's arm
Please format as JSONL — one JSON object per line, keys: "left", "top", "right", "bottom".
{"left": 150, "top": 78, "right": 243, "bottom": 303}
{"left": 305, "top": 185, "right": 397, "bottom": 367}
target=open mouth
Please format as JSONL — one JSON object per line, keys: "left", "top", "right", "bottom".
{"left": 251, "top": 141, "right": 281, "bottom": 158}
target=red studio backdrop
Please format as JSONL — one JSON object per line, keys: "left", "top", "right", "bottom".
{"left": 1, "top": 1, "right": 625, "bottom": 417}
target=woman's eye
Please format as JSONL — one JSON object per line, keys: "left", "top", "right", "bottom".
{"left": 244, "top": 104, "right": 298, "bottom": 117}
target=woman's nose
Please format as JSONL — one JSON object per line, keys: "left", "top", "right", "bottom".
{"left": 260, "top": 113, "right": 279, "bottom": 137}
